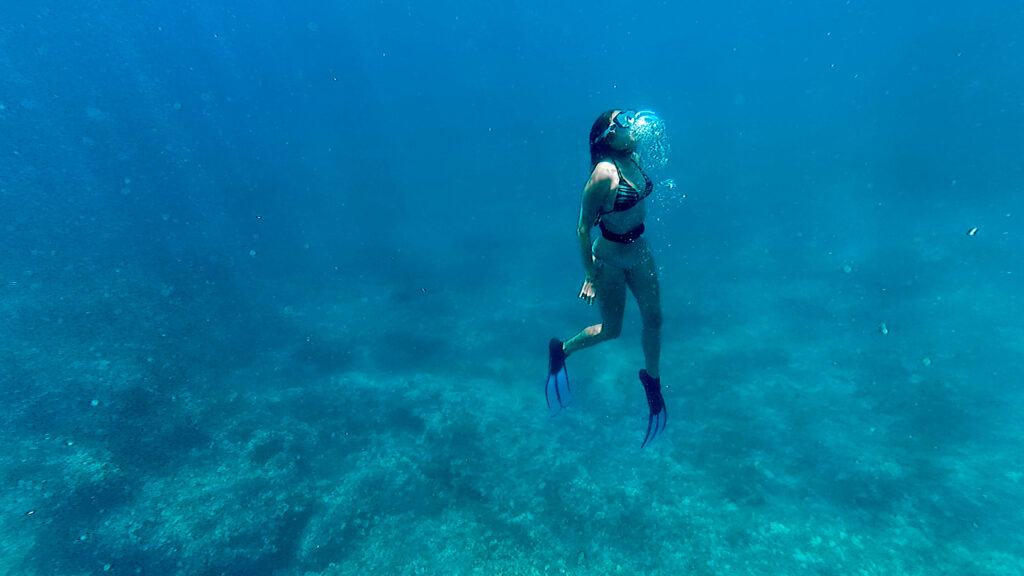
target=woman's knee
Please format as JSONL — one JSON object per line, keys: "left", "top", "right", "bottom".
{"left": 588, "top": 322, "right": 622, "bottom": 341}
{"left": 642, "top": 308, "right": 663, "bottom": 331}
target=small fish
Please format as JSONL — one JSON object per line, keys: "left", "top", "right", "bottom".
{"left": 966, "top": 227, "right": 978, "bottom": 236}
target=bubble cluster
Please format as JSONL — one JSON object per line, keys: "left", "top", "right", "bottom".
{"left": 630, "top": 111, "right": 670, "bottom": 171}
{"left": 630, "top": 111, "right": 681, "bottom": 209}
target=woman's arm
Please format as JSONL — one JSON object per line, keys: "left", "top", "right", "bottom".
{"left": 576, "top": 162, "right": 615, "bottom": 281}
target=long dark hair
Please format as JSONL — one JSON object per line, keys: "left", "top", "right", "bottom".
{"left": 589, "top": 109, "right": 631, "bottom": 169}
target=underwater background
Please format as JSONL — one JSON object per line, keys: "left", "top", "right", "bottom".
{"left": 2, "top": 1, "right": 1024, "bottom": 574}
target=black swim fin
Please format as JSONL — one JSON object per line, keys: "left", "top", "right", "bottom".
{"left": 639, "top": 369, "right": 666, "bottom": 448}
{"left": 545, "top": 338, "right": 572, "bottom": 416}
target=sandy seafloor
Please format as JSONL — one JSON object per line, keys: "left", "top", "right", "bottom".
{"left": 3, "top": 199, "right": 1024, "bottom": 575}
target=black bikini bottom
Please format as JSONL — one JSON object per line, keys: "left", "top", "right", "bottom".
{"left": 600, "top": 221, "right": 645, "bottom": 244}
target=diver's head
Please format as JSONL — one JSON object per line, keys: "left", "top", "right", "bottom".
{"left": 603, "top": 109, "right": 640, "bottom": 151}
{"left": 589, "top": 109, "right": 636, "bottom": 167}
{"left": 590, "top": 109, "right": 669, "bottom": 169}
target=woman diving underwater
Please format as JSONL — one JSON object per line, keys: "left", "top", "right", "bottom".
{"left": 546, "top": 109, "right": 668, "bottom": 448}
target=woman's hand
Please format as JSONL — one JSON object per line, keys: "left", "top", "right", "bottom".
{"left": 578, "top": 279, "right": 596, "bottom": 305}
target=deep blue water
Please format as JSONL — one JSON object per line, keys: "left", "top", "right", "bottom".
{"left": 2, "top": 1, "right": 1024, "bottom": 575}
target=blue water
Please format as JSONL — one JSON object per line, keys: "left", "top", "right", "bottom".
{"left": 2, "top": 1, "right": 1023, "bottom": 574}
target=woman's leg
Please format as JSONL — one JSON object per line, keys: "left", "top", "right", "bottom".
{"left": 563, "top": 260, "right": 627, "bottom": 356}
{"left": 625, "top": 246, "right": 663, "bottom": 378}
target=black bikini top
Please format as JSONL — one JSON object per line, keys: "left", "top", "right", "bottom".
{"left": 600, "top": 161, "right": 653, "bottom": 216}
